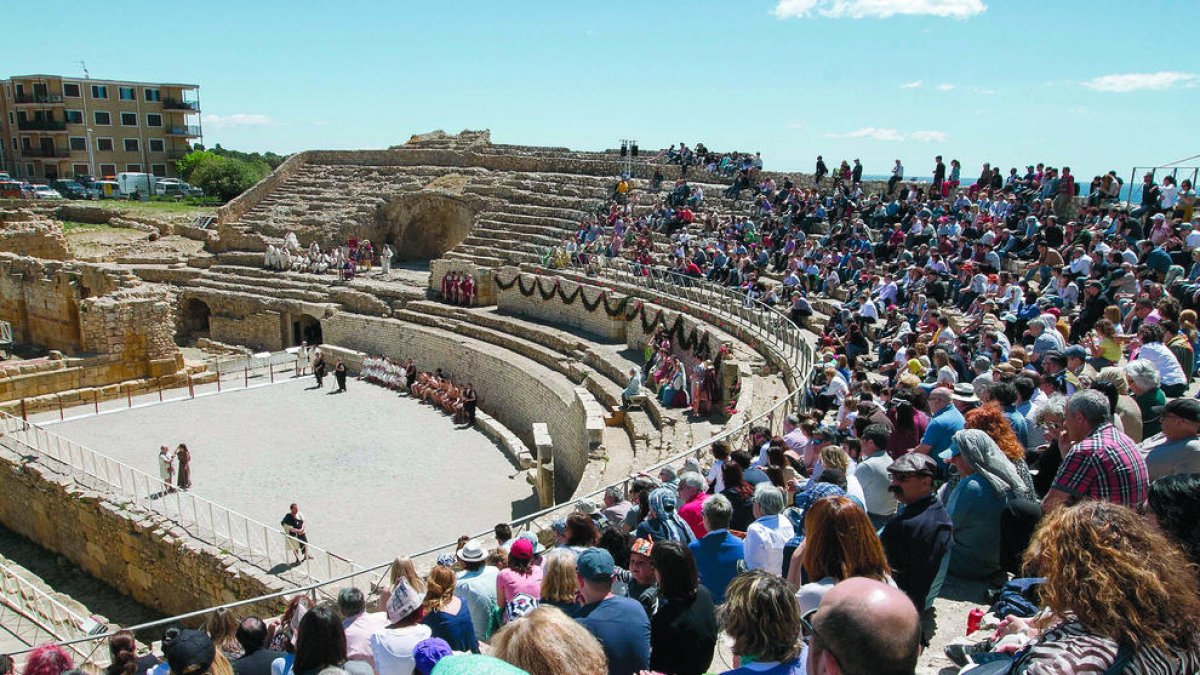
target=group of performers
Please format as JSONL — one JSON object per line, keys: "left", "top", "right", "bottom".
{"left": 263, "top": 232, "right": 395, "bottom": 279}
{"left": 440, "top": 271, "right": 477, "bottom": 306}
{"left": 642, "top": 328, "right": 723, "bottom": 415}
{"left": 359, "top": 356, "right": 478, "bottom": 425}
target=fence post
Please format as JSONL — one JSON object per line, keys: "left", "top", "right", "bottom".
{"left": 217, "top": 369, "right": 222, "bottom": 392}
{"left": 58, "top": 395, "right": 63, "bottom": 421}
{"left": 126, "top": 384, "right": 132, "bottom": 408}
{"left": 244, "top": 366, "right": 248, "bottom": 388}
{"left": 94, "top": 390, "right": 99, "bottom": 415}
{"left": 20, "top": 398, "right": 27, "bottom": 421}
{"left": 270, "top": 365, "right": 275, "bottom": 383}
{"left": 158, "top": 381, "right": 163, "bottom": 402}
{"left": 188, "top": 373, "right": 195, "bottom": 399}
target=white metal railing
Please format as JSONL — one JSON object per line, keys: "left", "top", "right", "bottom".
{"left": 0, "top": 560, "right": 104, "bottom": 668}
{"left": 0, "top": 411, "right": 371, "bottom": 596}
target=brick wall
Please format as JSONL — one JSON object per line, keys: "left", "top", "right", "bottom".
{"left": 321, "top": 313, "right": 590, "bottom": 501}
{"left": 210, "top": 311, "right": 283, "bottom": 352}
{"left": 495, "top": 270, "right": 626, "bottom": 342}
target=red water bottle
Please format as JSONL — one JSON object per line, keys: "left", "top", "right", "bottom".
{"left": 966, "top": 608, "right": 985, "bottom": 635}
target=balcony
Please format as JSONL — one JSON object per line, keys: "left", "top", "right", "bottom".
{"left": 166, "top": 125, "right": 202, "bottom": 137}
{"left": 19, "top": 147, "right": 73, "bottom": 159}
{"left": 16, "top": 119, "right": 67, "bottom": 132}
{"left": 163, "top": 98, "right": 201, "bottom": 113}
{"left": 14, "top": 94, "right": 65, "bottom": 105}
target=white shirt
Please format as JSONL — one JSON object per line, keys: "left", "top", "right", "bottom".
{"left": 369, "top": 624, "right": 433, "bottom": 675}
{"left": 859, "top": 299, "right": 879, "bottom": 320}
{"left": 855, "top": 452, "right": 898, "bottom": 516}
{"left": 1135, "top": 345, "right": 1187, "bottom": 387}
{"left": 744, "top": 514, "right": 795, "bottom": 576}
{"left": 1161, "top": 184, "right": 1180, "bottom": 208}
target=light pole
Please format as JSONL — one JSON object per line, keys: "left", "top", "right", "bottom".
{"left": 85, "top": 127, "right": 95, "bottom": 177}
{"left": 619, "top": 138, "right": 638, "bottom": 178}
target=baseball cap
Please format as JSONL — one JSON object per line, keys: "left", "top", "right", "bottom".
{"left": 888, "top": 453, "right": 937, "bottom": 477}
{"left": 939, "top": 440, "right": 962, "bottom": 462}
{"left": 1063, "top": 345, "right": 1088, "bottom": 360}
{"left": 1153, "top": 398, "right": 1200, "bottom": 424}
{"left": 576, "top": 547, "right": 615, "bottom": 582}
{"left": 508, "top": 538, "right": 534, "bottom": 561}
{"left": 630, "top": 538, "right": 654, "bottom": 558}
{"left": 162, "top": 629, "right": 215, "bottom": 675}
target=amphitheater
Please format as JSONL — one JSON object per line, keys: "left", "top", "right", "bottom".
{"left": 0, "top": 130, "right": 967, "bottom": 672}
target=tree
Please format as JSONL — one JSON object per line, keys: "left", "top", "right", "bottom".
{"left": 188, "top": 155, "right": 269, "bottom": 202}
{"left": 175, "top": 150, "right": 220, "bottom": 182}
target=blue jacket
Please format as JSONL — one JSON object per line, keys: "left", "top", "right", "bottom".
{"left": 689, "top": 530, "right": 745, "bottom": 604}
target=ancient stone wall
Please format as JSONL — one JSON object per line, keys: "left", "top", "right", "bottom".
{"left": 217, "top": 152, "right": 310, "bottom": 226}
{"left": 494, "top": 270, "right": 626, "bottom": 342}
{"left": 209, "top": 311, "right": 284, "bottom": 352}
{"left": 321, "top": 313, "right": 590, "bottom": 501}
{"left": 0, "top": 446, "right": 287, "bottom": 619}
{"left": 0, "top": 211, "right": 72, "bottom": 260}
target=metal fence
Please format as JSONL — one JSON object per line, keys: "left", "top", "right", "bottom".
{"left": 2, "top": 259, "right": 817, "bottom": 664}
{"left": 0, "top": 411, "right": 372, "bottom": 596}
{"left": 0, "top": 561, "right": 102, "bottom": 669}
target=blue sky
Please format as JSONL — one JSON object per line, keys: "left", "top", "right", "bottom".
{"left": 4, "top": 0, "right": 1195, "bottom": 181}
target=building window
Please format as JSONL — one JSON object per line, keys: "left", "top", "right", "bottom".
{"left": 149, "top": 139, "right": 165, "bottom": 152}
{"left": 63, "top": 82, "right": 81, "bottom": 98}
{"left": 94, "top": 111, "right": 111, "bottom": 125}
{"left": 91, "top": 84, "right": 108, "bottom": 99}
{"left": 65, "top": 110, "right": 83, "bottom": 124}
{"left": 144, "top": 88, "right": 160, "bottom": 102}
{"left": 10, "top": 139, "right": 16, "bottom": 151}
{"left": 69, "top": 137, "right": 86, "bottom": 151}
{"left": 126, "top": 164, "right": 142, "bottom": 172}
{"left": 25, "top": 164, "right": 35, "bottom": 177}
{"left": 119, "top": 86, "right": 136, "bottom": 101}
{"left": 99, "top": 163, "right": 116, "bottom": 177}
{"left": 72, "top": 164, "right": 89, "bottom": 177}
{"left": 96, "top": 138, "right": 114, "bottom": 152}
{"left": 146, "top": 113, "right": 163, "bottom": 127}
{"left": 150, "top": 164, "right": 167, "bottom": 177}
{"left": 120, "top": 112, "right": 138, "bottom": 126}
{"left": 123, "top": 138, "right": 140, "bottom": 152}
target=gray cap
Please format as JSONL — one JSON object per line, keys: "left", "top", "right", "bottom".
{"left": 888, "top": 453, "right": 937, "bottom": 477}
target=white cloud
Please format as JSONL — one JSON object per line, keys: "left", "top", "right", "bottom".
{"left": 936, "top": 83, "right": 956, "bottom": 91}
{"left": 786, "top": 121, "right": 806, "bottom": 129}
{"left": 822, "top": 127, "right": 947, "bottom": 142}
{"left": 773, "top": 0, "right": 985, "bottom": 19}
{"left": 901, "top": 80, "right": 923, "bottom": 89}
{"left": 202, "top": 113, "right": 273, "bottom": 129}
{"left": 967, "top": 86, "right": 995, "bottom": 94}
{"left": 1081, "top": 71, "right": 1198, "bottom": 93}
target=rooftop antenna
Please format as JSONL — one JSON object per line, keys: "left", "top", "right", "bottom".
{"left": 77, "top": 60, "right": 89, "bottom": 79}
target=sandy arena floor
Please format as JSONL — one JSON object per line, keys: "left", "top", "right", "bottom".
{"left": 44, "top": 377, "right": 538, "bottom": 567}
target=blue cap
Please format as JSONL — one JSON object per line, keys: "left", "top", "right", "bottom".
{"left": 413, "top": 638, "right": 452, "bottom": 675}
{"left": 939, "top": 441, "right": 961, "bottom": 462}
{"left": 576, "top": 547, "right": 615, "bottom": 582}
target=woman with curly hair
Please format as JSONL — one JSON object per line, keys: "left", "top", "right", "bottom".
{"left": 1000, "top": 501, "right": 1200, "bottom": 673}
{"left": 421, "top": 564, "right": 479, "bottom": 653}
{"left": 21, "top": 645, "right": 72, "bottom": 675}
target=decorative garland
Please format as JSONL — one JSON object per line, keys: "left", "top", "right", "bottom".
{"left": 493, "top": 271, "right": 715, "bottom": 356}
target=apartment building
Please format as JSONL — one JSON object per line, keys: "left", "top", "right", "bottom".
{"left": 0, "top": 74, "right": 202, "bottom": 181}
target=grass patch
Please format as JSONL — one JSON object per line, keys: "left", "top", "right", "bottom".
{"left": 61, "top": 220, "right": 112, "bottom": 232}
{"left": 107, "top": 200, "right": 217, "bottom": 214}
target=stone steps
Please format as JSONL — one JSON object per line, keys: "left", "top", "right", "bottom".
{"left": 188, "top": 276, "right": 330, "bottom": 304}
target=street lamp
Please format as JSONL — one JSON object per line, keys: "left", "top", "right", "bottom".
{"left": 85, "top": 127, "right": 95, "bottom": 177}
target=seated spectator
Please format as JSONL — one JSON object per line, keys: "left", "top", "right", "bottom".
{"left": 337, "top": 588, "right": 388, "bottom": 668}
{"left": 1043, "top": 389, "right": 1149, "bottom": 513}
{"left": 490, "top": 606, "right": 607, "bottom": 675}
{"left": 1140, "top": 398, "right": 1200, "bottom": 480}
{"left": 786, "top": 496, "right": 893, "bottom": 616}
{"left": 451, "top": 540, "right": 497, "bottom": 643}
{"left": 676, "top": 471, "right": 710, "bottom": 537}
{"left": 379, "top": 557, "right": 426, "bottom": 613}
{"left": 807, "top": 578, "right": 921, "bottom": 675}
{"left": 564, "top": 512, "right": 602, "bottom": 551}
{"left": 539, "top": 549, "right": 581, "bottom": 616}
{"left": 207, "top": 608, "right": 245, "bottom": 661}
{"left": 688, "top": 494, "right": 745, "bottom": 603}
{"left": 292, "top": 603, "right": 373, "bottom": 675}
{"left": 231, "top": 618, "right": 282, "bottom": 675}
{"left": 1146, "top": 473, "right": 1200, "bottom": 570}
{"left": 854, "top": 423, "right": 898, "bottom": 529}
{"left": 421, "top": 565, "right": 480, "bottom": 653}
{"left": 600, "top": 485, "right": 633, "bottom": 526}
{"left": 744, "top": 483, "right": 795, "bottom": 575}
{"left": 369, "top": 577, "right": 432, "bottom": 675}
{"left": 635, "top": 488, "right": 696, "bottom": 544}
{"left": 1125, "top": 359, "right": 1166, "bottom": 438}
{"left": 721, "top": 462, "right": 758, "bottom": 531}
{"left": 573, "top": 548, "right": 651, "bottom": 675}
{"left": 645, "top": 541, "right": 717, "bottom": 675}
{"left": 618, "top": 537, "right": 659, "bottom": 618}
{"left": 496, "top": 538, "right": 543, "bottom": 613}
{"left": 941, "top": 429, "right": 1036, "bottom": 585}
{"left": 879, "top": 453, "right": 952, "bottom": 647}
{"left": 998, "top": 501, "right": 1200, "bottom": 672}
{"left": 160, "top": 631, "right": 211, "bottom": 675}
{"left": 717, "top": 571, "right": 804, "bottom": 674}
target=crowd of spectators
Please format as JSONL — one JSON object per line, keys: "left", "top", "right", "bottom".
{"left": 9, "top": 154, "right": 1200, "bottom": 675}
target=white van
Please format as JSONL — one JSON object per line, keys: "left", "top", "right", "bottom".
{"left": 116, "top": 172, "right": 155, "bottom": 200}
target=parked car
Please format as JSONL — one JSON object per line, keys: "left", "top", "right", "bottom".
{"left": 0, "top": 180, "right": 23, "bottom": 199}
{"left": 91, "top": 180, "right": 124, "bottom": 199}
{"left": 50, "top": 180, "right": 95, "bottom": 200}
{"left": 32, "top": 185, "right": 63, "bottom": 200}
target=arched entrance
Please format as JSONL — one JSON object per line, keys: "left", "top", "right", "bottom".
{"left": 373, "top": 192, "right": 477, "bottom": 262}
{"left": 179, "top": 298, "right": 211, "bottom": 342}
{"left": 293, "top": 314, "right": 323, "bottom": 346}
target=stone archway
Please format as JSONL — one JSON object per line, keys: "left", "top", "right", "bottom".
{"left": 373, "top": 192, "right": 477, "bottom": 262}
{"left": 294, "top": 314, "right": 323, "bottom": 346}
{"left": 179, "top": 298, "right": 211, "bottom": 341}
